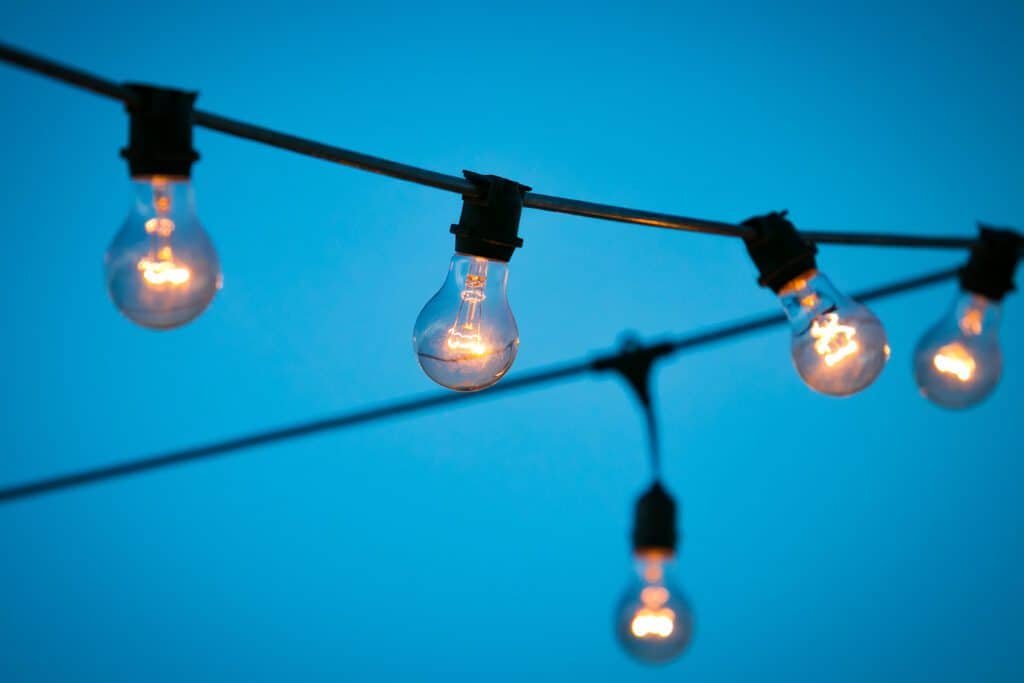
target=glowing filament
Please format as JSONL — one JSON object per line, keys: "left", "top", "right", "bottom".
{"left": 933, "top": 343, "right": 975, "bottom": 382}
{"left": 959, "top": 308, "right": 984, "bottom": 336}
{"left": 144, "top": 217, "right": 175, "bottom": 237}
{"left": 138, "top": 244, "right": 190, "bottom": 286}
{"left": 628, "top": 584, "right": 675, "bottom": 638}
{"left": 630, "top": 610, "right": 675, "bottom": 638}
{"left": 446, "top": 329, "right": 487, "bottom": 355}
{"left": 138, "top": 214, "right": 190, "bottom": 286}
{"left": 445, "top": 271, "right": 489, "bottom": 356}
{"left": 811, "top": 312, "right": 859, "bottom": 367}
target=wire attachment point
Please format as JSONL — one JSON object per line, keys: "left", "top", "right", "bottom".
{"left": 742, "top": 211, "right": 819, "bottom": 293}
{"left": 595, "top": 337, "right": 673, "bottom": 480}
{"left": 120, "top": 83, "right": 199, "bottom": 178}
{"left": 450, "top": 171, "right": 530, "bottom": 262}
{"left": 959, "top": 225, "right": 1021, "bottom": 301}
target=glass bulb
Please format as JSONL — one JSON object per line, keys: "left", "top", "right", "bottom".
{"left": 778, "top": 269, "right": 889, "bottom": 396}
{"left": 615, "top": 551, "right": 693, "bottom": 665}
{"left": 913, "top": 292, "right": 1002, "bottom": 409}
{"left": 105, "top": 177, "right": 220, "bottom": 330}
{"left": 413, "top": 253, "right": 518, "bottom": 391}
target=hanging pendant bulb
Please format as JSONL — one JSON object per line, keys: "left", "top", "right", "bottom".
{"left": 413, "top": 171, "right": 529, "bottom": 391}
{"left": 743, "top": 212, "right": 888, "bottom": 396}
{"left": 615, "top": 483, "right": 694, "bottom": 664}
{"left": 413, "top": 253, "right": 517, "bottom": 391}
{"left": 105, "top": 84, "right": 220, "bottom": 329}
{"left": 913, "top": 226, "right": 1019, "bottom": 409}
{"left": 106, "top": 177, "right": 220, "bottom": 329}
{"left": 777, "top": 268, "right": 889, "bottom": 396}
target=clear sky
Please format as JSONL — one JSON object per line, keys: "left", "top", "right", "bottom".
{"left": 1, "top": 2, "right": 1022, "bottom": 681}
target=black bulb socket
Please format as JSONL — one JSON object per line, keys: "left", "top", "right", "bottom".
{"left": 450, "top": 171, "right": 530, "bottom": 262}
{"left": 959, "top": 225, "right": 1021, "bottom": 301}
{"left": 120, "top": 83, "right": 199, "bottom": 178}
{"left": 631, "top": 481, "right": 678, "bottom": 554}
{"left": 742, "top": 211, "right": 819, "bottom": 293}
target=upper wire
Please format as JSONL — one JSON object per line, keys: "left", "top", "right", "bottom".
{"left": 0, "top": 41, "right": 1007, "bottom": 250}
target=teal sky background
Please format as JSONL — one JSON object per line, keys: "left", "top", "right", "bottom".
{"left": 1, "top": 2, "right": 1022, "bottom": 681}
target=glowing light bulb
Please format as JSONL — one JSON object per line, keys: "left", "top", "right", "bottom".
{"left": 778, "top": 269, "right": 889, "bottom": 396}
{"left": 615, "top": 551, "right": 693, "bottom": 664}
{"left": 105, "top": 177, "right": 220, "bottom": 329}
{"left": 413, "top": 253, "right": 518, "bottom": 391}
{"left": 913, "top": 293, "right": 1002, "bottom": 408}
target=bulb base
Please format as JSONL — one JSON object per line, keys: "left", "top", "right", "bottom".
{"left": 120, "top": 84, "right": 200, "bottom": 178}
{"left": 632, "top": 482, "right": 678, "bottom": 553}
{"left": 742, "top": 211, "right": 819, "bottom": 293}
{"left": 450, "top": 171, "right": 530, "bottom": 262}
{"left": 959, "top": 225, "right": 1021, "bottom": 301}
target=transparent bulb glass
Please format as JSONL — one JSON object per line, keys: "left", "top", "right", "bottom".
{"left": 105, "top": 177, "right": 220, "bottom": 330}
{"left": 615, "top": 552, "right": 693, "bottom": 665}
{"left": 413, "top": 253, "right": 518, "bottom": 391}
{"left": 913, "top": 292, "right": 1002, "bottom": 409}
{"left": 778, "top": 269, "right": 889, "bottom": 396}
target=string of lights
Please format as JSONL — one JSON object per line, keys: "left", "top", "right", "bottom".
{"left": 2, "top": 41, "right": 1021, "bottom": 666}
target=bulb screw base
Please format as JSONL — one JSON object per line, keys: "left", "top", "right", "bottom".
{"left": 120, "top": 84, "right": 200, "bottom": 178}
{"left": 742, "top": 211, "right": 819, "bottom": 293}
{"left": 632, "top": 482, "right": 678, "bottom": 554}
{"left": 450, "top": 171, "right": 530, "bottom": 262}
{"left": 959, "top": 225, "right": 1021, "bottom": 301}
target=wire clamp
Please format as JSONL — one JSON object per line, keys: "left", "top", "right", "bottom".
{"left": 742, "top": 211, "right": 819, "bottom": 293}
{"left": 450, "top": 171, "right": 530, "bottom": 262}
{"left": 120, "top": 83, "right": 199, "bottom": 178}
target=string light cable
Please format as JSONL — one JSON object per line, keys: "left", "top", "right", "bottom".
{"left": 0, "top": 41, "right": 997, "bottom": 247}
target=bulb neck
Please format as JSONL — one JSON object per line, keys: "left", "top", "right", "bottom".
{"left": 777, "top": 269, "right": 846, "bottom": 330}
{"left": 632, "top": 550, "right": 675, "bottom": 584}
{"left": 132, "top": 177, "right": 197, "bottom": 217}
{"left": 951, "top": 291, "right": 1001, "bottom": 335}
{"left": 450, "top": 252, "right": 508, "bottom": 287}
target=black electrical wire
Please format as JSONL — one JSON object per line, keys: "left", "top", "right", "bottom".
{"left": 0, "top": 265, "right": 960, "bottom": 506}
{"left": 0, "top": 41, "right": 1001, "bottom": 250}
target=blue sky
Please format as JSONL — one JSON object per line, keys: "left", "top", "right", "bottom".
{"left": 1, "top": 2, "right": 1022, "bottom": 681}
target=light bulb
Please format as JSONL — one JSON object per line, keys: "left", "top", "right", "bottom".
{"left": 615, "top": 551, "right": 694, "bottom": 664}
{"left": 413, "top": 253, "right": 518, "bottom": 391}
{"left": 913, "top": 292, "right": 1002, "bottom": 408}
{"left": 105, "top": 177, "right": 220, "bottom": 329}
{"left": 777, "top": 269, "right": 889, "bottom": 396}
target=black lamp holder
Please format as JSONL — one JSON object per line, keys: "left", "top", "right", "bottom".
{"left": 450, "top": 171, "right": 530, "bottom": 262}
{"left": 959, "top": 225, "right": 1021, "bottom": 301}
{"left": 742, "top": 210, "right": 819, "bottom": 293}
{"left": 631, "top": 481, "right": 678, "bottom": 554}
{"left": 120, "top": 83, "right": 199, "bottom": 178}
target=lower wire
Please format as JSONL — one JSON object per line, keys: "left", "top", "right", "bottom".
{"left": 0, "top": 266, "right": 959, "bottom": 506}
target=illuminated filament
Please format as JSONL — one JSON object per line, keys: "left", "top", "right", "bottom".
{"left": 446, "top": 266, "right": 489, "bottom": 356}
{"left": 138, "top": 218, "right": 190, "bottom": 287}
{"left": 810, "top": 312, "right": 859, "bottom": 367}
{"left": 959, "top": 307, "right": 984, "bottom": 336}
{"left": 145, "top": 217, "right": 175, "bottom": 237}
{"left": 630, "top": 586, "right": 675, "bottom": 639}
{"left": 933, "top": 343, "right": 976, "bottom": 382}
